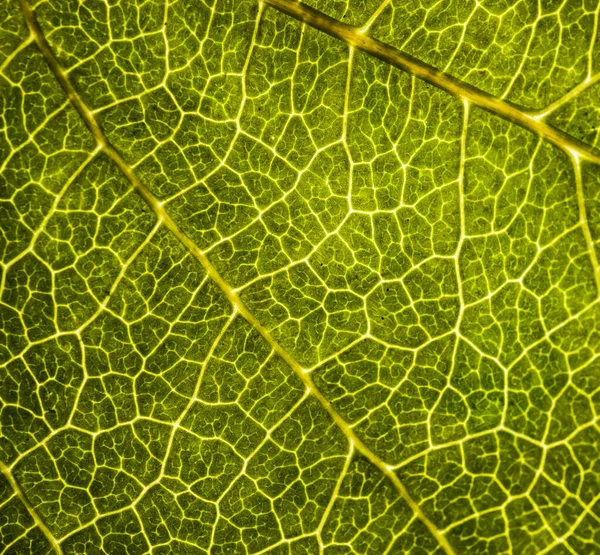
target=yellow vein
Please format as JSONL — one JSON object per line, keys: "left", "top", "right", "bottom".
{"left": 573, "top": 154, "right": 600, "bottom": 296}
{"left": 532, "top": 72, "right": 600, "bottom": 119}
{"left": 0, "top": 461, "right": 63, "bottom": 555}
{"left": 18, "top": 1, "right": 456, "bottom": 553}
{"left": 359, "top": 0, "right": 390, "bottom": 33}
{"left": 0, "top": 34, "right": 33, "bottom": 73}
{"left": 263, "top": 0, "right": 600, "bottom": 166}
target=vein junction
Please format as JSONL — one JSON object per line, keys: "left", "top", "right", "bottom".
{"left": 264, "top": 0, "right": 600, "bottom": 166}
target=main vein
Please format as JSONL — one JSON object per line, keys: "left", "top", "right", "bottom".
{"left": 17, "top": 0, "right": 455, "bottom": 553}
{"left": 263, "top": 0, "right": 600, "bottom": 166}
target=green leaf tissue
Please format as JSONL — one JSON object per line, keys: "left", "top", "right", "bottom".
{"left": 1, "top": 0, "right": 600, "bottom": 553}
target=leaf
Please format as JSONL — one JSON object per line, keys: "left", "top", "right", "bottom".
{"left": 1, "top": 0, "right": 600, "bottom": 553}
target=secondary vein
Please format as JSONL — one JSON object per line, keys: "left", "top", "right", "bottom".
{"left": 263, "top": 0, "right": 600, "bottom": 166}
{"left": 0, "top": 461, "right": 63, "bottom": 555}
{"left": 17, "top": 0, "right": 456, "bottom": 553}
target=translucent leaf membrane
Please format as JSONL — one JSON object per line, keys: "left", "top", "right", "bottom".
{"left": 2, "top": 0, "right": 600, "bottom": 553}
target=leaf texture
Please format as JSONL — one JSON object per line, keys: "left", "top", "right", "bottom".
{"left": 1, "top": 0, "right": 600, "bottom": 553}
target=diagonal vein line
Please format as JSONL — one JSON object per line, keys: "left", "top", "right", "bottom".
{"left": 0, "top": 461, "right": 63, "bottom": 555}
{"left": 263, "top": 0, "right": 600, "bottom": 166}
{"left": 17, "top": 1, "right": 456, "bottom": 553}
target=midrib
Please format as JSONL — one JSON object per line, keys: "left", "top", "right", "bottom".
{"left": 264, "top": 0, "right": 600, "bottom": 166}
{"left": 17, "top": 0, "right": 456, "bottom": 553}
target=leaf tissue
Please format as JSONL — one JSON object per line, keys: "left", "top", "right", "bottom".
{"left": 1, "top": 0, "right": 600, "bottom": 553}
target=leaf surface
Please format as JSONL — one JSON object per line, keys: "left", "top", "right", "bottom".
{"left": 1, "top": 0, "right": 600, "bottom": 553}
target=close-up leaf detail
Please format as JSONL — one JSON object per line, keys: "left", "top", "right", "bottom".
{"left": 1, "top": 0, "right": 600, "bottom": 552}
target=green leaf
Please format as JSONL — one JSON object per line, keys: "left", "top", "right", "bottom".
{"left": 1, "top": 0, "right": 600, "bottom": 553}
